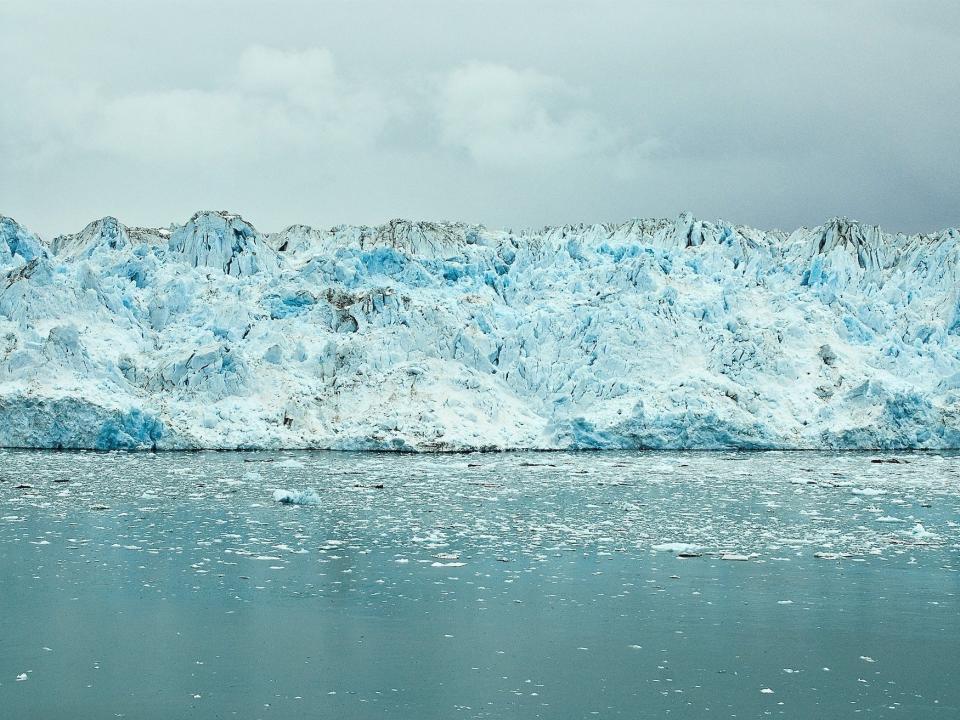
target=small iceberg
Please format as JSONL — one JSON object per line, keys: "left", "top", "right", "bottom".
{"left": 720, "top": 553, "right": 751, "bottom": 561}
{"left": 652, "top": 542, "right": 703, "bottom": 555}
{"left": 275, "top": 458, "right": 305, "bottom": 469}
{"left": 272, "top": 488, "right": 320, "bottom": 505}
{"left": 906, "top": 523, "right": 938, "bottom": 542}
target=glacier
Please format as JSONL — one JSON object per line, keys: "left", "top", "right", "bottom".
{"left": 1, "top": 209, "right": 959, "bottom": 451}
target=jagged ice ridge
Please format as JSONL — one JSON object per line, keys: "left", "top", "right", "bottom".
{"left": 1, "top": 209, "right": 959, "bottom": 450}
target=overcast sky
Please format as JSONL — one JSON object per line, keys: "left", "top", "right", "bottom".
{"left": 2, "top": 0, "right": 958, "bottom": 238}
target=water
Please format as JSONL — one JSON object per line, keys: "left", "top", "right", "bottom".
{"left": 1, "top": 450, "right": 958, "bottom": 719}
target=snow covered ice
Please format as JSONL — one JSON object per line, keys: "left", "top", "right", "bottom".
{"left": 2, "top": 210, "right": 960, "bottom": 450}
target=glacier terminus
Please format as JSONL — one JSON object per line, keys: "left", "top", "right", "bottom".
{"left": 1, "top": 210, "right": 959, "bottom": 451}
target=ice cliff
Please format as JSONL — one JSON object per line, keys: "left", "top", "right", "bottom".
{"left": 1, "top": 209, "right": 959, "bottom": 450}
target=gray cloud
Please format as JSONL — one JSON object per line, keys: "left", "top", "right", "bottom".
{"left": 1, "top": 0, "right": 958, "bottom": 237}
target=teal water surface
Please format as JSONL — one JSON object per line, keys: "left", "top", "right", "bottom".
{"left": 1, "top": 450, "right": 958, "bottom": 719}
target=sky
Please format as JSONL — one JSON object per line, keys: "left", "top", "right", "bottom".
{"left": 2, "top": 0, "right": 958, "bottom": 238}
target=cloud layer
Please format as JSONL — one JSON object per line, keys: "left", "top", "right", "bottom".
{"left": 1, "top": 1, "right": 958, "bottom": 237}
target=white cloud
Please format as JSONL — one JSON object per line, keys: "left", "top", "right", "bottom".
{"left": 3, "top": 46, "right": 390, "bottom": 168}
{"left": 94, "top": 89, "right": 264, "bottom": 163}
{"left": 237, "top": 45, "right": 338, "bottom": 98}
{"left": 437, "top": 63, "right": 615, "bottom": 168}
{"left": 236, "top": 45, "right": 387, "bottom": 143}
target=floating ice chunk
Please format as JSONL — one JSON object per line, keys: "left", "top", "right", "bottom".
{"left": 16, "top": 673, "right": 28, "bottom": 681}
{"left": 851, "top": 488, "right": 885, "bottom": 497}
{"left": 720, "top": 553, "right": 750, "bottom": 561}
{"left": 906, "top": 523, "right": 938, "bottom": 541}
{"left": 652, "top": 542, "right": 703, "bottom": 554}
{"left": 875, "top": 516, "right": 905, "bottom": 523}
{"left": 275, "top": 458, "right": 305, "bottom": 469}
{"left": 272, "top": 488, "right": 319, "bottom": 505}
{"left": 760, "top": 688, "right": 774, "bottom": 694}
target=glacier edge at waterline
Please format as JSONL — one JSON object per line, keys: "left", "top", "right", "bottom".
{"left": 2, "top": 210, "right": 959, "bottom": 451}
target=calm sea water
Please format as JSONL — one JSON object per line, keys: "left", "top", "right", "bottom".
{"left": 1, "top": 450, "right": 958, "bottom": 719}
